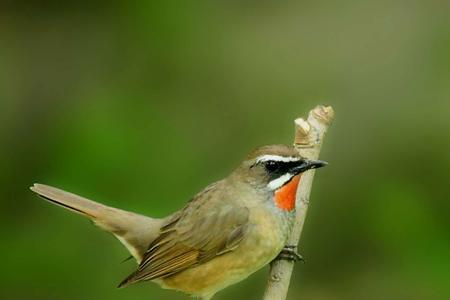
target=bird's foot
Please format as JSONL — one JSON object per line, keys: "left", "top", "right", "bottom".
{"left": 277, "top": 245, "right": 305, "bottom": 263}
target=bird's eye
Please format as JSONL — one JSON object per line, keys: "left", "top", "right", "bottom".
{"left": 264, "top": 161, "right": 280, "bottom": 173}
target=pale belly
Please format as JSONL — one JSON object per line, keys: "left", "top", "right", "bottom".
{"left": 158, "top": 207, "right": 291, "bottom": 297}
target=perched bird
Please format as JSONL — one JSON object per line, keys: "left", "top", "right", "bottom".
{"left": 30, "top": 144, "right": 326, "bottom": 300}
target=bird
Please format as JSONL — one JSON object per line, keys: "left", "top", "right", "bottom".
{"left": 30, "top": 144, "right": 327, "bottom": 300}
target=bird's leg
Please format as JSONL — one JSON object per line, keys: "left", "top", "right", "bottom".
{"left": 276, "top": 245, "right": 305, "bottom": 263}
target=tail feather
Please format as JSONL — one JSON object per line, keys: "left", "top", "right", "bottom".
{"left": 30, "top": 184, "right": 106, "bottom": 218}
{"left": 30, "top": 183, "right": 163, "bottom": 263}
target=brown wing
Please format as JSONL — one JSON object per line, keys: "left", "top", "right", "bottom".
{"left": 118, "top": 182, "right": 249, "bottom": 287}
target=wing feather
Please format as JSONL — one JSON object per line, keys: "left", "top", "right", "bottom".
{"left": 118, "top": 182, "right": 249, "bottom": 288}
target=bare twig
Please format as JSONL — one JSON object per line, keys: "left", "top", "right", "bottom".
{"left": 263, "top": 105, "right": 335, "bottom": 300}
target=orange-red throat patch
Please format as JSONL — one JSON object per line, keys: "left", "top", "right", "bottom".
{"left": 274, "top": 175, "right": 301, "bottom": 211}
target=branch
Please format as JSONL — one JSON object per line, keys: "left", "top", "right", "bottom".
{"left": 262, "top": 105, "right": 335, "bottom": 300}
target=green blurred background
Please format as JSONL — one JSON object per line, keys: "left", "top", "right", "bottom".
{"left": 1, "top": 1, "right": 449, "bottom": 299}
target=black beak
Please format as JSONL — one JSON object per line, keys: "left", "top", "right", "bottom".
{"left": 291, "top": 159, "right": 328, "bottom": 174}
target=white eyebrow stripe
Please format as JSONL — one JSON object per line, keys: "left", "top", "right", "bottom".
{"left": 267, "top": 173, "right": 294, "bottom": 190}
{"left": 256, "top": 155, "right": 300, "bottom": 164}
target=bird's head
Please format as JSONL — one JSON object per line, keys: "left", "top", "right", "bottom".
{"left": 234, "top": 144, "right": 327, "bottom": 211}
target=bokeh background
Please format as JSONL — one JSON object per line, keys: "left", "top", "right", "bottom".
{"left": 1, "top": 1, "right": 449, "bottom": 299}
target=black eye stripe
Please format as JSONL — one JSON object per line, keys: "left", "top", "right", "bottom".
{"left": 264, "top": 160, "right": 300, "bottom": 181}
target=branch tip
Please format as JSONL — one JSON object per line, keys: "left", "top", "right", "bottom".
{"left": 293, "top": 118, "right": 311, "bottom": 145}
{"left": 294, "top": 118, "right": 310, "bottom": 135}
{"left": 311, "top": 105, "right": 335, "bottom": 125}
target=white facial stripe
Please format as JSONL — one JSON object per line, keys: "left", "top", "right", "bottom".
{"left": 267, "top": 173, "right": 294, "bottom": 190}
{"left": 256, "top": 155, "right": 300, "bottom": 164}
